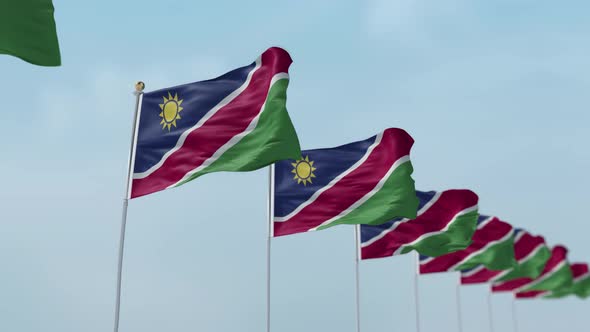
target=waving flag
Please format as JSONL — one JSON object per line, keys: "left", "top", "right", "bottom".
{"left": 360, "top": 189, "right": 478, "bottom": 259}
{"left": 517, "top": 263, "right": 590, "bottom": 299}
{"left": 130, "top": 47, "right": 301, "bottom": 198}
{"left": 461, "top": 229, "right": 550, "bottom": 284}
{"left": 419, "top": 215, "right": 515, "bottom": 274}
{"left": 1, "top": 0, "right": 61, "bottom": 66}
{"left": 492, "top": 245, "right": 573, "bottom": 294}
{"left": 545, "top": 263, "right": 590, "bottom": 299}
{"left": 273, "top": 128, "right": 418, "bottom": 237}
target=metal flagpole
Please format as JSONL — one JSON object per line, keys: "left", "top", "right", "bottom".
{"left": 113, "top": 81, "right": 144, "bottom": 332}
{"left": 266, "top": 164, "right": 275, "bottom": 332}
{"left": 413, "top": 252, "right": 421, "bottom": 332}
{"left": 455, "top": 274, "right": 464, "bottom": 332}
{"left": 487, "top": 292, "right": 495, "bottom": 332}
{"left": 354, "top": 225, "right": 361, "bottom": 332}
{"left": 511, "top": 298, "right": 518, "bottom": 332}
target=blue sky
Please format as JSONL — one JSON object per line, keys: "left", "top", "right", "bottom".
{"left": 1, "top": 0, "right": 589, "bottom": 331}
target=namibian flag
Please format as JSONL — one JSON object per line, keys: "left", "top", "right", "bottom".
{"left": 130, "top": 47, "right": 301, "bottom": 198}
{"left": 273, "top": 128, "right": 418, "bottom": 237}
{"left": 492, "top": 245, "right": 573, "bottom": 294}
{"left": 517, "top": 263, "right": 590, "bottom": 299}
{"left": 461, "top": 229, "right": 551, "bottom": 285}
{"left": 360, "top": 189, "right": 478, "bottom": 259}
{"left": 419, "top": 215, "right": 516, "bottom": 274}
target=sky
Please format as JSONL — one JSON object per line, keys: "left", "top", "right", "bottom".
{"left": 1, "top": 0, "right": 589, "bottom": 331}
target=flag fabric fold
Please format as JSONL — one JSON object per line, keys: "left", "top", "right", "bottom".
{"left": 461, "top": 229, "right": 550, "bottom": 285}
{"left": 360, "top": 189, "right": 478, "bottom": 259}
{"left": 492, "top": 245, "right": 573, "bottom": 294}
{"left": 419, "top": 215, "right": 516, "bottom": 274}
{"left": 273, "top": 128, "right": 419, "bottom": 237}
{"left": 517, "top": 263, "right": 590, "bottom": 299}
{"left": 544, "top": 263, "right": 590, "bottom": 299}
{"left": 0, "top": 0, "right": 61, "bottom": 66}
{"left": 130, "top": 47, "right": 301, "bottom": 198}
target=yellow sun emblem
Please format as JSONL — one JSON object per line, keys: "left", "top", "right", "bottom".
{"left": 159, "top": 92, "right": 184, "bottom": 131}
{"left": 291, "top": 155, "right": 317, "bottom": 186}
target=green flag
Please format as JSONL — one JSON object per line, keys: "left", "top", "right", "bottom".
{"left": 0, "top": 0, "right": 61, "bottom": 66}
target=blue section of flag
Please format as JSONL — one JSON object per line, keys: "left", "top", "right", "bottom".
{"left": 360, "top": 190, "right": 435, "bottom": 244}
{"left": 477, "top": 214, "right": 491, "bottom": 225}
{"left": 416, "top": 191, "right": 437, "bottom": 210}
{"left": 273, "top": 135, "right": 377, "bottom": 218}
{"left": 462, "top": 267, "right": 476, "bottom": 273}
{"left": 133, "top": 62, "right": 256, "bottom": 173}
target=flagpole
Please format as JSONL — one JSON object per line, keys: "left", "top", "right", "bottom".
{"left": 266, "top": 164, "right": 275, "bottom": 332}
{"left": 113, "top": 82, "right": 144, "bottom": 332}
{"left": 456, "top": 274, "right": 463, "bottom": 332}
{"left": 487, "top": 292, "right": 494, "bottom": 332}
{"left": 354, "top": 225, "right": 361, "bottom": 332}
{"left": 413, "top": 252, "right": 421, "bottom": 332}
{"left": 511, "top": 298, "right": 518, "bottom": 332}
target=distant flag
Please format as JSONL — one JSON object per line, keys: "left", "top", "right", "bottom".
{"left": 273, "top": 128, "right": 419, "bottom": 237}
{"left": 360, "top": 189, "right": 478, "bottom": 259}
{"left": 545, "top": 263, "right": 590, "bottom": 299}
{"left": 0, "top": 0, "right": 61, "bottom": 66}
{"left": 461, "top": 229, "right": 550, "bottom": 284}
{"left": 419, "top": 215, "right": 516, "bottom": 274}
{"left": 492, "top": 245, "right": 573, "bottom": 294}
{"left": 130, "top": 47, "right": 301, "bottom": 198}
{"left": 516, "top": 263, "right": 590, "bottom": 299}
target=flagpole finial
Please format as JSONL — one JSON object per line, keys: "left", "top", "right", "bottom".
{"left": 134, "top": 81, "right": 145, "bottom": 94}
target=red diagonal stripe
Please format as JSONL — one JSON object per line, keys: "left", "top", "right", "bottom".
{"left": 362, "top": 189, "right": 477, "bottom": 259}
{"left": 492, "top": 278, "right": 531, "bottom": 292}
{"left": 514, "top": 232, "right": 546, "bottom": 260}
{"left": 461, "top": 268, "right": 502, "bottom": 284}
{"left": 515, "top": 290, "right": 545, "bottom": 299}
{"left": 131, "top": 47, "right": 292, "bottom": 198}
{"left": 571, "top": 263, "right": 589, "bottom": 278}
{"left": 274, "top": 128, "right": 413, "bottom": 237}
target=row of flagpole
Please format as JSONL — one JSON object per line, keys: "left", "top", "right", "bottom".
{"left": 265, "top": 225, "right": 522, "bottom": 332}
{"left": 113, "top": 83, "right": 521, "bottom": 332}
{"left": 412, "top": 257, "right": 519, "bottom": 332}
